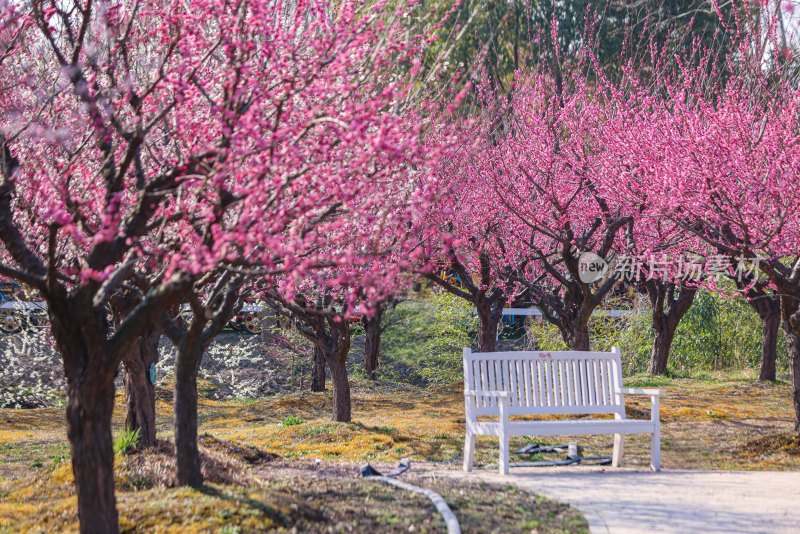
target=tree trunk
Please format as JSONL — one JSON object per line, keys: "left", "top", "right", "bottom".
{"left": 311, "top": 345, "right": 326, "bottom": 391}
{"left": 50, "top": 298, "right": 121, "bottom": 534}
{"left": 174, "top": 340, "right": 203, "bottom": 487}
{"left": 321, "top": 324, "right": 352, "bottom": 422}
{"left": 780, "top": 295, "right": 800, "bottom": 432}
{"left": 749, "top": 295, "right": 780, "bottom": 382}
{"left": 122, "top": 327, "right": 161, "bottom": 447}
{"left": 476, "top": 295, "right": 504, "bottom": 352}
{"left": 65, "top": 365, "right": 119, "bottom": 534}
{"left": 649, "top": 317, "right": 678, "bottom": 375}
{"left": 363, "top": 310, "right": 382, "bottom": 380}
{"left": 566, "top": 324, "right": 591, "bottom": 351}
{"left": 646, "top": 282, "right": 697, "bottom": 376}
{"left": 328, "top": 349, "right": 352, "bottom": 422}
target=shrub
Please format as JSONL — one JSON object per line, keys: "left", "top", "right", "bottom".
{"left": 281, "top": 415, "right": 305, "bottom": 427}
{"left": 526, "top": 291, "right": 787, "bottom": 376}
{"left": 113, "top": 427, "right": 141, "bottom": 456}
{"left": 378, "top": 291, "right": 476, "bottom": 386}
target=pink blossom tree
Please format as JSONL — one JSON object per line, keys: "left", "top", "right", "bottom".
{"left": 473, "top": 70, "right": 631, "bottom": 351}
{"left": 599, "top": 4, "right": 797, "bottom": 380}
{"left": 0, "top": 0, "right": 440, "bottom": 529}
{"left": 607, "top": 55, "right": 800, "bottom": 425}
{"left": 420, "top": 109, "right": 525, "bottom": 353}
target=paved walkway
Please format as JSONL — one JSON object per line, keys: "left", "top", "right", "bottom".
{"left": 439, "top": 467, "right": 800, "bottom": 533}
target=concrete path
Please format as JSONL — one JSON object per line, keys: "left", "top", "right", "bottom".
{"left": 439, "top": 467, "right": 800, "bottom": 533}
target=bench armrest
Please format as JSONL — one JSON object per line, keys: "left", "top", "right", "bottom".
{"left": 621, "top": 388, "right": 665, "bottom": 396}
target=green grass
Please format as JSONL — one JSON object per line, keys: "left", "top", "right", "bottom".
{"left": 114, "top": 427, "right": 141, "bottom": 455}
{"left": 280, "top": 416, "right": 305, "bottom": 427}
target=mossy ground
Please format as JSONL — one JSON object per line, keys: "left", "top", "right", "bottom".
{"left": 1, "top": 371, "right": 797, "bottom": 532}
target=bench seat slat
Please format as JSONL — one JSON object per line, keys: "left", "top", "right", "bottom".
{"left": 470, "top": 404, "right": 625, "bottom": 416}
{"left": 470, "top": 418, "right": 655, "bottom": 438}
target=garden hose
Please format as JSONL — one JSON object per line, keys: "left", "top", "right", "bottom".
{"left": 360, "top": 460, "right": 461, "bottom": 534}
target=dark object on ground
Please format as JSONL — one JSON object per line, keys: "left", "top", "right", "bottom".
{"left": 360, "top": 463, "right": 383, "bottom": 477}
{"left": 360, "top": 458, "right": 411, "bottom": 478}
{"left": 515, "top": 442, "right": 612, "bottom": 467}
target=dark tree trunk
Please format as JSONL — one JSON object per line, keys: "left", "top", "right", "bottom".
{"left": 566, "top": 323, "right": 591, "bottom": 351}
{"left": 748, "top": 294, "right": 780, "bottom": 382}
{"left": 363, "top": 309, "right": 382, "bottom": 379}
{"left": 476, "top": 294, "right": 505, "bottom": 352}
{"left": 760, "top": 309, "right": 780, "bottom": 382}
{"left": 66, "top": 366, "right": 119, "bottom": 534}
{"left": 167, "top": 277, "right": 243, "bottom": 488}
{"left": 50, "top": 301, "right": 120, "bottom": 534}
{"left": 122, "top": 327, "right": 161, "bottom": 447}
{"left": 649, "top": 318, "right": 678, "bottom": 375}
{"left": 111, "top": 294, "right": 161, "bottom": 447}
{"left": 320, "top": 322, "right": 352, "bottom": 422}
{"left": 311, "top": 345, "right": 326, "bottom": 391}
{"left": 780, "top": 295, "right": 800, "bottom": 432}
{"left": 328, "top": 348, "right": 351, "bottom": 422}
{"left": 645, "top": 281, "right": 696, "bottom": 376}
{"left": 174, "top": 339, "right": 203, "bottom": 487}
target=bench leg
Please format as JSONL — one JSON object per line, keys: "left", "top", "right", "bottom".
{"left": 498, "top": 431, "right": 509, "bottom": 475}
{"left": 612, "top": 433, "right": 625, "bottom": 467}
{"left": 650, "top": 426, "right": 661, "bottom": 471}
{"left": 463, "top": 432, "right": 476, "bottom": 472}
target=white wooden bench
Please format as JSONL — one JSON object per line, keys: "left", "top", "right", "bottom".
{"left": 463, "top": 347, "right": 663, "bottom": 475}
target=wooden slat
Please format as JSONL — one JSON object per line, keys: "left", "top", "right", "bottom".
{"left": 487, "top": 360, "right": 497, "bottom": 407}
{"left": 582, "top": 359, "right": 593, "bottom": 406}
{"left": 565, "top": 360, "right": 573, "bottom": 406}
{"left": 554, "top": 359, "right": 563, "bottom": 407}
{"left": 535, "top": 360, "right": 544, "bottom": 406}
{"left": 539, "top": 360, "right": 555, "bottom": 406}
{"left": 480, "top": 360, "right": 490, "bottom": 408}
{"left": 521, "top": 358, "right": 531, "bottom": 406}
{"left": 553, "top": 360, "right": 562, "bottom": 407}
{"left": 592, "top": 360, "right": 602, "bottom": 406}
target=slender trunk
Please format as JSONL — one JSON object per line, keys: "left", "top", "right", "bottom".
{"left": 122, "top": 327, "right": 160, "bottom": 447}
{"left": 328, "top": 349, "right": 352, "bottom": 422}
{"left": 311, "top": 345, "right": 326, "bottom": 391}
{"left": 760, "top": 307, "right": 780, "bottom": 382}
{"left": 321, "top": 324, "right": 352, "bottom": 422}
{"left": 646, "top": 282, "right": 696, "bottom": 376}
{"left": 649, "top": 317, "right": 677, "bottom": 375}
{"left": 566, "top": 322, "right": 591, "bottom": 351}
{"left": 749, "top": 296, "right": 780, "bottom": 382}
{"left": 363, "top": 310, "right": 382, "bottom": 379}
{"left": 174, "top": 340, "right": 203, "bottom": 487}
{"left": 476, "top": 296, "right": 504, "bottom": 352}
{"left": 780, "top": 295, "right": 800, "bottom": 432}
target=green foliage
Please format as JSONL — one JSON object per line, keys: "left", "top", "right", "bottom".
{"left": 669, "top": 292, "right": 786, "bottom": 374}
{"left": 280, "top": 416, "right": 305, "bottom": 427}
{"left": 527, "top": 291, "right": 787, "bottom": 376}
{"left": 420, "top": 292, "right": 476, "bottom": 384}
{"left": 409, "top": 0, "right": 741, "bottom": 97}
{"left": 378, "top": 291, "right": 476, "bottom": 385}
{"left": 113, "top": 427, "right": 141, "bottom": 456}
{"left": 525, "top": 307, "right": 654, "bottom": 372}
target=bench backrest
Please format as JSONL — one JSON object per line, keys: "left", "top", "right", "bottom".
{"left": 463, "top": 347, "right": 625, "bottom": 417}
